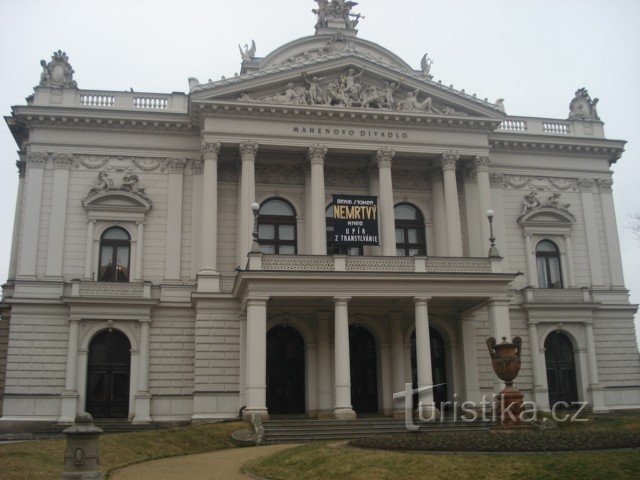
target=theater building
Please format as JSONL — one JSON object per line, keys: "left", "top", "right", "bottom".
{"left": 1, "top": 2, "right": 639, "bottom": 426}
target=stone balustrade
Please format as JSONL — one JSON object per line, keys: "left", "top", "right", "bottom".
{"left": 523, "top": 287, "right": 591, "bottom": 303}
{"left": 496, "top": 116, "right": 605, "bottom": 138}
{"left": 254, "top": 254, "right": 497, "bottom": 274}
{"left": 70, "top": 280, "right": 152, "bottom": 298}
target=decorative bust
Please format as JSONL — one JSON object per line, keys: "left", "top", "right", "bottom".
{"left": 38, "top": 50, "right": 77, "bottom": 88}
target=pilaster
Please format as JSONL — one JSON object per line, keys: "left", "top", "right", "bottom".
{"left": 8, "top": 159, "right": 26, "bottom": 281}
{"left": 198, "top": 141, "right": 221, "bottom": 291}
{"left": 308, "top": 144, "right": 328, "bottom": 255}
{"left": 164, "top": 158, "right": 186, "bottom": 282}
{"left": 475, "top": 156, "right": 492, "bottom": 257}
{"left": 579, "top": 179, "right": 604, "bottom": 287}
{"left": 18, "top": 152, "right": 46, "bottom": 279}
{"left": 244, "top": 297, "right": 269, "bottom": 420}
{"left": 376, "top": 147, "right": 396, "bottom": 256}
{"left": 597, "top": 178, "right": 625, "bottom": 287}
{"left": 441, "top": 150, "right": 463, "bottom": 257}
{"left": 237, "top": 141, "right": 258, "bottom": 268}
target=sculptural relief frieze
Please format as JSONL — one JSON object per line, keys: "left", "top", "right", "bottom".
{"left": 521, "top": 190, "right": 571, "bottom": 216}
{"left": 325, "top": 167, "right": 368, "bottom": 188}
{"left": 86, "top": 171, "right": 150, "bottom": 202}
{"left": 72, "top": 155, "right": 168, "bottom": 173}
{"left": 237, "top": 68, "right": 467, "bottom": 115}
{"left": 255, "top": 164, "right": 305, "bottom": 185}
{"left": 392, "top": 170, "right": 430, "bottom": 191}
{"left": 219, "top": 162, "right": 239, "bottom": 182}
{"left": 502, "top": 175, "right": 579, "bottom": 192}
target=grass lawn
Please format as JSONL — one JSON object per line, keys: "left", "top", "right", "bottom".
{"left": 0, "top": 421, "right": 244, "bottom": 480}
{"left": 246, "top": 415, "right": 640, "bottom": 480}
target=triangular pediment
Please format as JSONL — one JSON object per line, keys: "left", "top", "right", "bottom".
{"left": 191, "top": 55, "right": 505, "bottom": 119}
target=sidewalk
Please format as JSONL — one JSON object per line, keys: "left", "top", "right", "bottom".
{"left": 111, "top": 444, "right": 297, "bottom": 480}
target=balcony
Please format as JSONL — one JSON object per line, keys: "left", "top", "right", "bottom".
{"left": 249, "top": 254, "right": 501, "bottom": 274}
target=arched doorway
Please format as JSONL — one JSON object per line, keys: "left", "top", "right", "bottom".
{"left": 411, "top": 328, "right": 448, "bottom": 407}
{"left": 349, "top": 325, "right": 378, "bottom": 414}
{"left": 86, "top": 329, "right": 131, "bottom": 419}
{"left": 545, "top": 331, "right": 579, "bottom": 406}
{"left": 266, "top": 325, "right": 305, "bottom": 414}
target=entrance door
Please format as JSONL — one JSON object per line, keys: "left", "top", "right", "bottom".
{"left": 349, "top": 325, "right": 378, "bottom": 414}
{"left": 411, "top": 328, "right": 448, "bottom": 407}
{"left": 86, "top": 330, "right": 131, "bottom": 419}
{"left": 545, "top": 331, "right": 579, "bottom": 406}
{"left": 266, "top": 325, "right": 305, "bottom": 414}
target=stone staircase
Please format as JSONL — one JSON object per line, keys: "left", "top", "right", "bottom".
{"left": 263, "top": 416, "right": 494, "bottom": 444}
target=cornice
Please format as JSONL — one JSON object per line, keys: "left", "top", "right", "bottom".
{"left": 488, "top": 136, "right": 624, "bottom": 163}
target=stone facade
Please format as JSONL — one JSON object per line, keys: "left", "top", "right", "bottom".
{"left": 1, "top": 3, "right": 639, "bottom": 426}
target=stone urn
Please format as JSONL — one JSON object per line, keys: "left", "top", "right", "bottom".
{"left": 486, "top": 336, "right": 522, "bottom": 387}
{"left": 486, "top": 336, "right": 527, "bottom": 428}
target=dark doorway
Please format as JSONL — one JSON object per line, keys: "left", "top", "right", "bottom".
{"left": 349, "top": 325, "right": 378, "bottom": 414}
{"left": 86, "top": 329, "right": 131, "bottom": 419}
{"left": 266, "top": 325, "right": 305, "bottom": 415}
{"left": 411, "top": 328, "right": 448, "bottom": 407}
{"left": 545, "top": 331, "right": 579, "bottom": 406}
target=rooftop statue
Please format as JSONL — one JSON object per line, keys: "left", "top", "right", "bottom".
{"left": 38, "top": 50, "right": 77, "bottom": 88}
{"left": 568, "top": 87, "right": 600, "bottom": 121}
{"left": 239, "top": 40, "right": 257, "bottom": 62}
{"left": 420, "top": 53, "right": 434, "bottom": 79}
{"left": 314, "top": 0, "right": 363, "bottom": 30}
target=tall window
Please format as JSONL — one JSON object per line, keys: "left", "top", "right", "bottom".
{"left": 258, "top": 198, "right": 297, "bottom": 255}
{"left": 536, "top": 240, "right": 563, "bottom": 288}
{"left": 98, "top": 227, "right": 131, "bottom": 282}
{"left": 326, "top": 205, "right": 363, "bottom": 256}
{"left": 394, "top": 203, "right": 426, "bottom": 257}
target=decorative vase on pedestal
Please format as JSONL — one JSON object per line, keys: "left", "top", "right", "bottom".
{"left": 486, "top": 336, "right": 527, "bottom": 428}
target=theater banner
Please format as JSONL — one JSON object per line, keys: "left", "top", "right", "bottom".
{"left": 331, "top": 194, "right": 379, "bottom": 246}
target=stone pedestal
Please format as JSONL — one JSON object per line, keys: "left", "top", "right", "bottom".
{"left": 61, "top": 413, "right": 103, "bottom": 480}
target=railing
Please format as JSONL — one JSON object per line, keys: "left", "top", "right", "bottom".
{"left": 257, "top": 255, "right": 496, "bottom": 274}
{"left": 496, "top": 116, "right": 603, "bottom": 138}
{"left": 70, "top": 280, "right": 152, "bottom": 298}
{"left": 32, "top": 88, "right": 188, "bottom": 114}
{"left": 523, "top": 288, "right": 590, "bottom": 303}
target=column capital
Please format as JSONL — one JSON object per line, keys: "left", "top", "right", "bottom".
{"left": 441, "top": 150, "right": 460, "bottom": 171}
{"left": 596, "top": 178, "right": 613, "bottom": 193}
{"left": 191, "top": 158, "right": 204, "bottom": 175}
{"left": 246, "top": 296, "right": 269, "bottom": 307}
{"left": 27, "top": 152, "right": 47, "bottom": 169}
{"left": 414, "top": 296, "right": 431, "bottom": 306}
{"left": 201, "top": 140, "right": 221, "bottom": 158}
{"left": 578, "top": 178, "right": 595, "bottom": 192}
{"left": 166, "top": 158, "right": 187, "bottom": 173}
{"left": 334, "top": 296, "right": 351, "bottom": 306}
{"left": 376, "top": 147, "right": 395, "bottom": 168}
{"left": 53, "top": 153, "right": 73, "bottom": 170}
{"left": 239, "top": 141, "right": 259, "bottom": 159}
{"left": 16, "top": 159, "right": 26, "bottom": 178}
{"left": 473, "top": 155, "right": 491, "bottom": 171}
{"left": 307, "top": 144, "right": 328, "bottom": 165}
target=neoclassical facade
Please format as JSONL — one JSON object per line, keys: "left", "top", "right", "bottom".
{"left": 1, "top": 3, "right": 639, "bottom": 426}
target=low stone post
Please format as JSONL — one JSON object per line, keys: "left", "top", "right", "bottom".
{"left": 61, "top": 413, "right": 103, "bottom": 480}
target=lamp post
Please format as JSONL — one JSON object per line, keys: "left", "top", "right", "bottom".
{"left": 250, "top": 202, "right": 261, "bottom": 253}
{"left": 486, "top": 209, "right": 501, "bottom": 258}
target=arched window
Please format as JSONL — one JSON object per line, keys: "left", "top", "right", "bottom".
{"left": 325, "top": 205, "right": 363, "bottom": 256}
{"left": 98, "top": 227, "right": 131, "bottom": 282}
{"left": 258, "top": 198, "right": 297, "bottom": 255}
{"left": 394, "top": 203, "right": 426, "bottom": 257}
{"left": 536, "top": 240, "right": 562, "bottom": 288}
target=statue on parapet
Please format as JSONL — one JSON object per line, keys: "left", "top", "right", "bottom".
{"left": 314, "top": 0, "right": 362, "bottom": 29}
{"left": 239, "top": 40, "right": 257, "bottom": 62}
{"left": 568, "top": 87, "right": 600, "bottom": 121}
{"left": 39, "top": 50, "right": 77, "bottom": 88}
{"left": 420, "top": 53, "right": 434, "bottom": 79}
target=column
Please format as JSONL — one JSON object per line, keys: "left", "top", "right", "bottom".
{"left": 333, "top": 297, "right": 356, "bottom": 419}
{"left": 18, "top": 152, "right": 46, "bottom": 279}
{"left": 584, "top": 321, "right": 607, "bottom": 412}
{"left": 244, "top": 297, "right": 269, "bottom": 419}
{"left": 8, "top": 159, "right": 26, "bottom": 281}
{"left": 317, "top": 312, "right": 333, "bottom": 418}
{"left": 306, "top": 342, "right": 319, "bottom": 416}
{"left": 308, "top": 145, "right": 328, "bottom": 255}
{"left": 238, "top": 312, "right": 247, "bottom": 409}
{"left": 198, "top": 142, "right": 221, "bottom": 291}
{"left": 58, "top": 319, "right": 79, "bottom": 423}
{"left": 380, "top": 341, "right": 392, "bottom": 415}
{"left": 441, "top": 151, "right": 463, "bottom": 256}
{"left": 414, "top": 298, "right": 437, "bottom": 415}
{"left": 460, "top": 316, "right": 481, "bottom": 404}
{"left": 450, "top": 342, "right": 464, "bottom": 406}
{"left": 564, "top": 234, "right": 576, "bottom": 287}
{"left": 237, "top": 142, "right": 258, "bottom": 268}
{"left": 134, "top": 320, "right": 152, "bottom": 423}
{"left": 83, "top": 221, "right": 96, "bottom": 280}
{"left": 475, "top": 156, "right": 492, "bottom": 256}
{"left": 366, "top": 163, "right": 381, "bottom": 256}
{"left": 376, "top": 148, "right": 396, "bottom": 256}
{"left": 524, "top": 234, "right": 537, "bottom": 287}
{"left": 165, "top": 158, "right": 186, "bottom": 282}
{"left": 528, "top": 321, "right": 549, "bottom": 410}
{"left": 45, "top": 154, "right": 72, "bottom": 279}
{"left": 389, "top": 312, "right": 406, "bottom": 416}
{"left": 430, "top": 169, "right": 448, "bottom": 256}
{"left": 579, "top": 179, "right": 604, "bottom": 287}
{"left": 190, "top": 159, "right": 204, "bottom": 279}
{"left": 597, "top": 179, "right": 625, "bottom": 287}
{"left": 133, "top": 221, "right": 145, "bottom": 282}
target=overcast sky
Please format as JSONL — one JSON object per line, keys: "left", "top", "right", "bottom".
{"left": 1, "top": 0, "right": 638, "bottom": 345}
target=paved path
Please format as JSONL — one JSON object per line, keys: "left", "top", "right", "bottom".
{"left": 111, "top": 444, "right": 297, "bottom": 480}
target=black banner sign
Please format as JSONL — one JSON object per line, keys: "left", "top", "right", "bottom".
{"left": 331, "top": 195, "right": 379, "bottom": 246}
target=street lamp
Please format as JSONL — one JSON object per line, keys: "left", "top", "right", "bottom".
{"left": 486, "top": 209, "right": 501, "bottom": 258}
